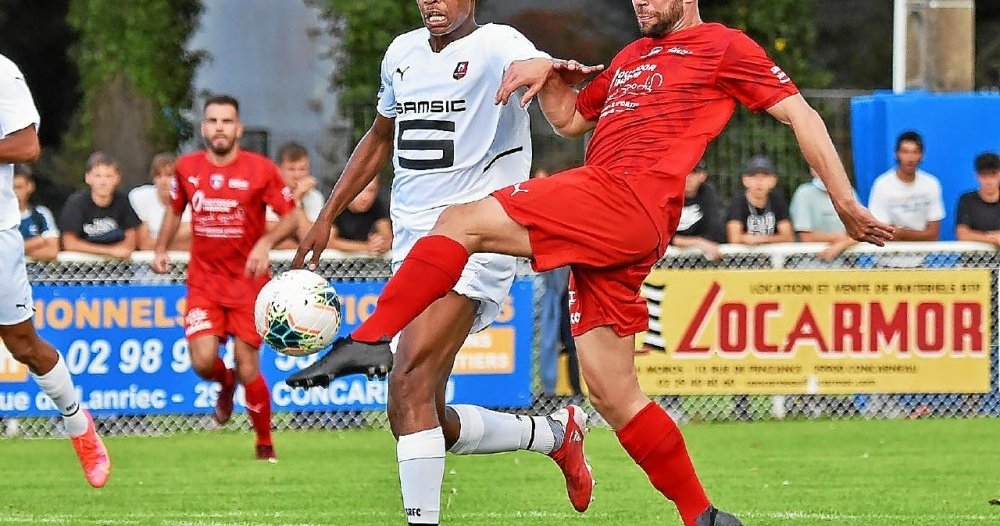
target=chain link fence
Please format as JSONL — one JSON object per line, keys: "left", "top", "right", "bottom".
{"left": 2, "top": 243, "right": 998, "bottom": 438}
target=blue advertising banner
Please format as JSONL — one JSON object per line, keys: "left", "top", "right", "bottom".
{"left": 0, "top": 279, "right": 534, "bottom": 417}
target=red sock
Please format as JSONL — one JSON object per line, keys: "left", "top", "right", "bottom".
{"left": 204, "top": 357, "right": 235, "bottom": 389}
{"left": 243, "top": 374, "right": 273, "bottom": 447}
{"left": 616, "top": 402, "right": 711, "bottom": 526}
{"left": 352, "top": 235, "right": 468, "bottom": 343}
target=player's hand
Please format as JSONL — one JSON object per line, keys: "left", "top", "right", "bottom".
{"left": 496, "top": 58, "right": 552, "bottom": 107}
{"left": 151, "top": 251, "right": 170, "bottom": 274}
{"left": 835, "top": 200, "right": 895, "bottom": 246}
{"left": 245, "top": 241, "right": 271, "bottom": 278}
{"left": 293, "top": 219, "right": 332, "bottom": 270}
{"left": 552, "top": 59, "right": 605, "bottom": 86}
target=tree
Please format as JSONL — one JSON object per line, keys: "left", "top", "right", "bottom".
{"left": 309, "top": 0, "right": 424, "bottom": 141}
{"left": 65, "top": 0, "right": 203, "bottom": 190}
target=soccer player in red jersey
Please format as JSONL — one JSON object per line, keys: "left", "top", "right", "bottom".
{"left": 152, "top": 94, "right": 298, "bottom": 461}
{"left": 290, "top": 1, "right": 895, "bottom": 524}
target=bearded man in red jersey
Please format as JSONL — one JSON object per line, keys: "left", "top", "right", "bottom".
{"left": 153, "top": 94, "right": 298, "bottom": 462}
{"left": 288, "top": 1, "right": 895, "bottom": 524}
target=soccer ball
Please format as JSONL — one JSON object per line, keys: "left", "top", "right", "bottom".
{"left": 254, "top": 269, "right": 342, "bottom": 356}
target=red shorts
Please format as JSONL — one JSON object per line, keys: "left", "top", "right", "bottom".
{"left": 184, "top": 296, "right": 261, "bottom": 348}
{"left": 492, "top": 165, "right": 675, "bottom": 337}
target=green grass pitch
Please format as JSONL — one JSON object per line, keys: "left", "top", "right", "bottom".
{"left": 1, "top": 418, "right": 998, "bottom": 525}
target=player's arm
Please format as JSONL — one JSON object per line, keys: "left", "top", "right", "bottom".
{"left": 0, "top": 125, "right": 40, "bottom": 163}
{"left": 766, "top": 94, "right": 893, "bottom": 245}
{"left": 151, "top": 207, "right": 182, "bottom": 273}
{"left": 294, "top": 115, "right": 394, "bottom": 268}
{"left": 496, "top": 58, "right": 599, "bottom": 138}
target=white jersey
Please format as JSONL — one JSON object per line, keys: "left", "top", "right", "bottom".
{"left": 0, "top": 54, "right": 41, "bottom": 232}
{"left": 377, "top": 24, "right": 548, "bottom": 228}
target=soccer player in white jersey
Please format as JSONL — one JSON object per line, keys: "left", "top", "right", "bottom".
{"left": 0, "top": 53, "right": 111, "bottom": 487}
{"left": 287, "top": 1, "right": 592, "bottom": 523}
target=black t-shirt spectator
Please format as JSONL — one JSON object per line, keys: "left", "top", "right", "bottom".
{"left": 674, "top": 181, "right": 725, "bottom": 243}
{"left": 956, "top": 191, "right": 1000, "bottom": 232}
{"left": 60, "top": 190, "right": 141, "bottom": 244}
{"left": 727, "top": 192, "right": 790, "bottom": 236}
{"left": 334, "top": 195, "right": 389, "bottom": 241}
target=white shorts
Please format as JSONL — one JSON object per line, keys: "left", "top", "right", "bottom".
{"left": 0, "top": 227, "right": 34, "bottom": 326}
{"left": 391, "top": 213, "right": 516, "bottom": 334}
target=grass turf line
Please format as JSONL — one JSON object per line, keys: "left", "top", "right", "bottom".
{"left": 1, "top": 418, "right": 997, "bottom": 525}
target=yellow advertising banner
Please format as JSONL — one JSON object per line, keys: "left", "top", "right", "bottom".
{"left": 634, "top": 269, "right": 992, "bottom": 394}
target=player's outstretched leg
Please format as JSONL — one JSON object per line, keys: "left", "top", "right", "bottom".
{"left": 207, "top": 357, "right": 236, "bottom": 425}
{"left": 234, "top": 339, "right": 276, "bottom": 461}
{"left": 447, "top": 404, "right": 594, "bottom": 512}
{"left": 1, "top": 322, "right": 111, "bottom": 488}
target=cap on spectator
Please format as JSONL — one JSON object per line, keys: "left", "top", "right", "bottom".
{"left": 742, "top": 155, "right": 776, "bottom": 175}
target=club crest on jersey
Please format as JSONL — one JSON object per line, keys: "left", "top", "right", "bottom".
{"left": 453, "top": 61, "right": 469, "bottom": 80}
{"left": 210, "top": 174, "right": 224, "bottom": 190}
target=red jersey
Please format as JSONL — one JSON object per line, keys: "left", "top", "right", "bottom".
{"left": 171, "top": 150, "right": 294, "bottom": 306}
{"left": 576, "top": 23, "right": 798, "bottom": 234}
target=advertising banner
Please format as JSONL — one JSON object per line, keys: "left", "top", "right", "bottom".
{"left": 0, "top": 279, "right": 533, "bottom": 417}
{"left": 635, "top": 269, "right": 992, "bottom": 395}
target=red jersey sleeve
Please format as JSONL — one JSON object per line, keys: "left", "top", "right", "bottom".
{"left": 575, "top": 67, "right": 613, "bottom": 121}
{"left": 263, "top": 162, "right": 295, "bottom": 216}
{"left": 715, "top": 32, "right": 799, "bottom": 112}
{"left": 169, "top": 159, "right": 190, "bottom": 214}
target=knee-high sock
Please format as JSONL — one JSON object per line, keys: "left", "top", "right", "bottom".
{"left": 32, "top": 354, "right": 87, "bottom": 436}
{"left": 352, "top": 236, "right": 468, "bottom": 343}
{"left": 397, "top": 427, "right": 446, "bottom": 525}
{"left": 616, "top": 402, "right": 710, "bottom": 526}
{"left": 243, "top": 374, "right": 272, "bottom": 447}
{"left": 204, "top": 357, "right": 235, "bottom": 389}
{"left": 448, "top": 404, "right": 559, "bottom": 455}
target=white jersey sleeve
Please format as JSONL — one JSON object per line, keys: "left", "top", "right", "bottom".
{"left": 0, "top": 56, "right": 40, "bottom": 137}
{"left": 488, "top": 25, "right": 551, "bottom": 72}
{"left": 377, "top": 47, "right": 399, "bottom": 119}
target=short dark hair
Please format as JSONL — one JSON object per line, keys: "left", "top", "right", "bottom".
{"left": 86, "top": 151, "right": 119, "bottom": 172}
{"left": 975, "top": 151, "right": 1000, "bottom": 174}
{"left": 149, "top": 152, "right": 176, "bottom": 179}
{"left": 895, "top": 130, "right": 924, "bottom": 152}
{"left": 277, "top": 141, "right": 308, "bottom": 163}
{"left": 203, "top": 94, "right": 240, "bottom": 115}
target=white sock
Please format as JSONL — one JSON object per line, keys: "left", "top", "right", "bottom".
{"left": 397, "top": 427, "right": 445, "bottom": 525}
{"left": 448, "top": 404, "right": 560, "bottom": 455}
{"left": 32, "top": 354, "right": 88, "bottom": 436}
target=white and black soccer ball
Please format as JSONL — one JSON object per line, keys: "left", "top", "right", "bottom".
{"left": 254, "top": 269, "right": 342, "bottom": 357}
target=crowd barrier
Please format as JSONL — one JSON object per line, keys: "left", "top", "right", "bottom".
{"left": 0, "top": 242, "right": 997, "bottom": 437}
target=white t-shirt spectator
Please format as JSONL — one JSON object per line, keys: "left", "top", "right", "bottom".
{"left": 867, "top": 169, "right": 945, "bottom": 230}
{"left": 128, "top": 184, "right": 191, "bottom": 240}
{"left": 265, "top": 187, "right": 323, "bottom": 223}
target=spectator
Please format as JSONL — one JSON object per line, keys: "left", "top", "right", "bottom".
{"left": 955, "top": 152, "right": 1000, "bottom": 247}
{"left": 267, "top": 141, "right": 324, "bottom": 248}
{"left": 790, "top": 168, "right": 860, "bottom": 261}
{"left": 129, "top": 153, "right": 192, "bottom": 251}
{"left": 60, "top": 151, "right": 140, "bottom": 259}
{"left": 672, "top": 159, "right": 724, "bottom": 260}
{"left": 329, "top": 177, "right": 391, "bottom": 254}
{"left": 726, "top": 155, "right": 794, "bottom": 245}
{"left": 867, "top": 131, "right": 945, "bottom": 241}
{"left": 12, "top": 164, "right": 59, "bottom": 261}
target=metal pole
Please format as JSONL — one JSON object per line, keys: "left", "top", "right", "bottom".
{"left": 893, "top": 0, "right": 908, "bottom": 93}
